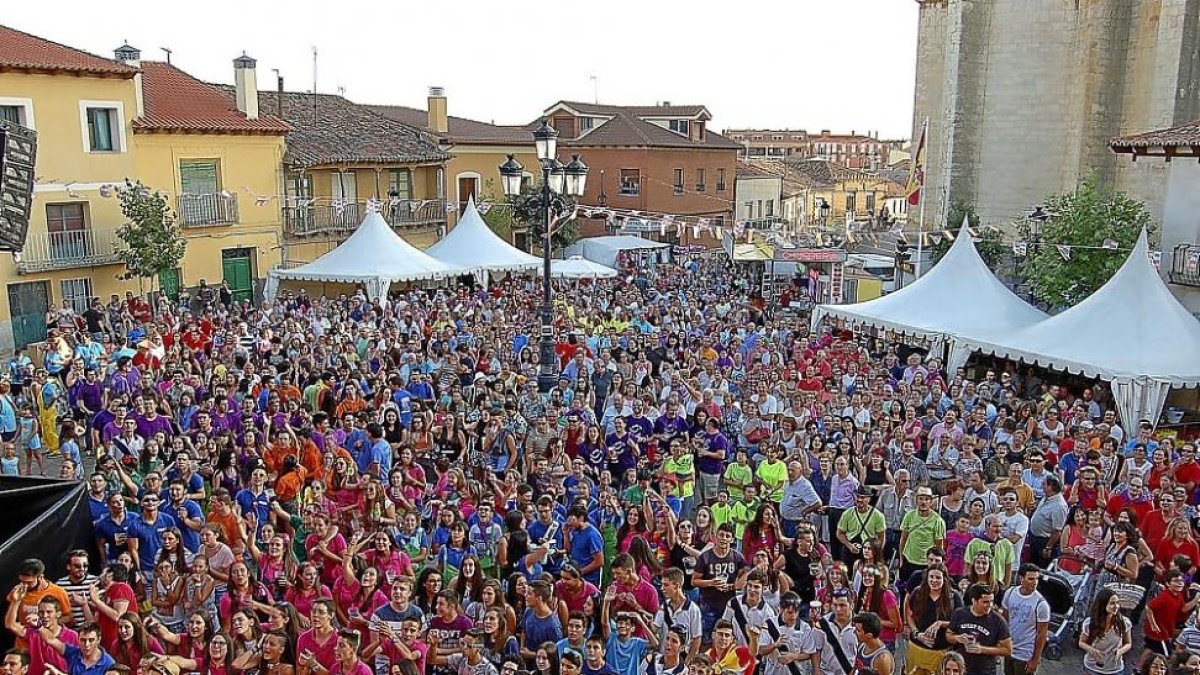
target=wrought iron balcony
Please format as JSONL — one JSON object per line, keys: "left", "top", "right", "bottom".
{"left": 177, "top": 192, "right": 239, "bottom": 227}
{"left": 18, "top": 228, "right": 123, "bottom": 273}
{"left": 282, "top": 199, "right": 446, "bottom": 237}
{"left": 1169, "top": 243, "right": 1200, "bottom": 287}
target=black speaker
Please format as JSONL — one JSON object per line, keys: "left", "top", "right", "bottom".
{"left": 0, "top": 119, "right": 37, "bottom": 253}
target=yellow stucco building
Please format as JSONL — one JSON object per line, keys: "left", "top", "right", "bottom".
{"left": 0, "top": 26, "right": 287, "bottom": 350}
{"left": 369, "top": 88, "right": 539, "bottom": 249}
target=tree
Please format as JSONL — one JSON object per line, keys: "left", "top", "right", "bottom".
{"left": 929, "top": 201, "right": 1008, "bottom": 269}
{"left": 1022, "top": 175, "right": 1152, "bottom": 309}
{"left": 115, "top": 179, "right": 187, "bottom": 293}
{"left": 487, "top": 180, "right": 581, "bottom": 252}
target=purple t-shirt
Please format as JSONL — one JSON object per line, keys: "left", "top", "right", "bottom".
{"left": 698, "top": 431, "right": 730, "bottom": 475}
{"left": 427, "top": 614, "right": 474, "bottom": 675}
{"left": 136, "top": 414, "right": 173, "bottom": 440}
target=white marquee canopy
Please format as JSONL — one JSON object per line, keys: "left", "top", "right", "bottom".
{"left": 265, "top": 210, "right": 462, "bottom": 301}
{"left": 550, "top": 255, "right": 619, "bottom": 279}
{"left": 960, "top": 229, "right": 1200, "bottom": 426}
{"left": 811, "top": 221, "right": 1047, "bottom": 360}
{"left": 425, "top": 197, "right": 541, "bottom": 276}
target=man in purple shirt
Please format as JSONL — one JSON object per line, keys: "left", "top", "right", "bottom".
{"left": 135, "top": 405, "right": 174, "bottom": 440}
{"left": 697, "top": 418, "right": 729, "bottom": 505}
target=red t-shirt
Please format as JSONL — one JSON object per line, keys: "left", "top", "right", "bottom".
{"left": 99, "top": 582, "right": 138, "bottom": 651}
{"left": 1145, "top": 589, "right": 1186, "bottom": 641}
{"left": 1156, "top": 538, "right": 1200, "bottom": 574}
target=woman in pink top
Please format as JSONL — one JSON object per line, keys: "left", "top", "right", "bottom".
{"left": 305, "top": 513, "right": 347, "bottom": 590}
{"left": 284, "top": 563, "right": 332, "bottom": 624}
{"left": 333, "top": 536, "right": 388, "bottom": 636}
{"left": 361, "top": 532, "right": 414, "bottom": 591}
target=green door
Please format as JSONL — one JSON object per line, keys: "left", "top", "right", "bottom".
{"left": 221, "top": 248, "right": 254, "bottom": 304}
{"left": 7, "top": 281, "right": 49, "bottom": 349}
{"left": 159, "top": 268, "right": 181, "bottom": 301}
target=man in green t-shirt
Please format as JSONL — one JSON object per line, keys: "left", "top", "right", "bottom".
{"left": 964, "top": 515, "right": 1016, "bottom": 587}
{"left": 899, "top": 486, "right": 947, "bottom": 581}
{"left": 730, "top": 484, "right": 762, "bottom": 539}
{"left": 836, "top": 486, "right": 887, "bottom": 564}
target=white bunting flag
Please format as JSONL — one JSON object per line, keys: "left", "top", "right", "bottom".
{"left": 256, "top": 196, "right": 270, "bottom": 207}
{"left": 1057, "top": 244, "right": 1072, "bottom": 261}
{"left": 445, "top": 202, "right": 458, "bottom": 213}
{"left": 1012, "top": 242, "right": 1027, "bottom": 256}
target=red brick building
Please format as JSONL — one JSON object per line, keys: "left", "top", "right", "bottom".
{"left": 540, "top": 101, "right": 741, "bottom": 245}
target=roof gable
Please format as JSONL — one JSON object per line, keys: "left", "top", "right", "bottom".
{"left": 135, "top": 62, "right": 289, "bottom": 135}
{"left": 0, "top": 24, "right": 137, "bottom": 77}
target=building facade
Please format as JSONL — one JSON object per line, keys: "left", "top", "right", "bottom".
{"left": 0, "top": 27, "right": 285, "bottom": 351}
{"left": 368, "top": 87, "right": 539, "bottom": 248}
{"left": 229, "top": 82, "right": 452, "bottom": 263}
{"left": 725, "top": 128, "right": 891, "bottom": 170}
{"left": 734, "top": 162, "right": 785, "bottom": 230}
{"left": 540, "top": 101, "right": 741, "bottom": 246}
{"left": 912, "top": 0, "right": 1200, "bottom": 230}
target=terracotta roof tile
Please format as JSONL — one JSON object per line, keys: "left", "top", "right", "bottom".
{"left": 214, "top": 87, "right": 449, "bottom": 168}
{"left": 553, "top": 100, "right": 711, "bottom": 119}
{"left": 0, "top": 25, "right": 136, "bottom": 77}
{"left": 1110, "top": 120, "right": 1200, "bottom": 151}
{"left": 736, "top": 160, "right": 780, "bottom": 177}
{"left": 134, "top": 62, "right": 289, "bottom": 134}
{"left": 366, "top": 104, "right": 532, "bottom": 145}
{"left": 542, "top": 113, "right": 742, "bottom": 150}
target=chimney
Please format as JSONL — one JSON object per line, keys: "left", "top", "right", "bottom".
{"left": 114, "top": 43, "right": 144, "bottom": 117}
{"left": 234, "top": 53, "right": 259, "bottom": 120}
{"left": 427, "top": 86, "right": 448, "bottom": 133}
{"left": 661, "top": 101, "right": 671, "bottom": 107}
{"left": 276, "top": 73, "right": 284, "bottom": 119}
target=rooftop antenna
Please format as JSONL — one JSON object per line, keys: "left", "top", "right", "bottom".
{"left": 311, "top": 46, "right": 318, "bottom": 123}
{"left": 159, "top": 47, "right": 172, "bottom": 64}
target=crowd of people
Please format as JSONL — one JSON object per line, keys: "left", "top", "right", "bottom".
{"left": 3, "top": 253, "right": 1200, "bottom": 675}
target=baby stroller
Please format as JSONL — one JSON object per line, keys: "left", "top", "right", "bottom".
{"left": 1037, "top": 570, "right": 1079, "bottom": 661}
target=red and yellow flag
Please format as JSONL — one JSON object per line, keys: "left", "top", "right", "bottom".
{"left": 905, "top": 122, "right": 927, "bottom": 207}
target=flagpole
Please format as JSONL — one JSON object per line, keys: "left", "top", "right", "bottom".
{"left": 914, "top": 116, "right": 930, "bottom": 278}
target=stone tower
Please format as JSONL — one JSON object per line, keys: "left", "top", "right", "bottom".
{"left": 912, "top": 0, "right": 1200, "bottom": 231}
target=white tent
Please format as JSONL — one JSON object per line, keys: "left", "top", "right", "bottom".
{"left": 425, "top": 197, "right": 541, "bottom": 278}
{"left": 960, "top": 229, "right": 1200, "bottom": 427}
{"left": 811, "top": 221, "right": 1047, "bottom": 363}
{"left": 550, "top": 255, "right": 619, "bottom": 279}
{"left": 265, "top": 210, "right": 461, "bottom": 301}
{"left": 564, "top": 235, "right": 670, "bottom": 268}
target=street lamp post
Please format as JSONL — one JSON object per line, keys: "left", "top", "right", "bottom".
{"left": 499, "top": 120, "right": 588, "bottom": 393}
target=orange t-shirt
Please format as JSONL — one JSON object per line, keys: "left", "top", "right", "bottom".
{"left": 207, "top": 509, "right": 246, "bottom": 556}
{"left": 15, "top": 582, "right": 71, "bottom": 647}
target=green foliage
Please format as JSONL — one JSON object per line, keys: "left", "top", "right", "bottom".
{"left": 478, "top": 180, "right": 515, "bottom": 242}
{"left": 495, "top": 180, "right": 581, "bottom": 252}
{"left": 115, "top": 179, "right": 187, "bottom": 286}
{"left": 1022, "top": 175, "right": 1152, "bottom": 309}
{"left": 929, "top": 201, "right": 1008, "bottom": 269}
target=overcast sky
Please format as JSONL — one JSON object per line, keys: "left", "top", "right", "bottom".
{"left": 7, "top": 0, "right": 920, "bottom": 139}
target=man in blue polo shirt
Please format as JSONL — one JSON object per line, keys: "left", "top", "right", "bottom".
{"left": 38, "top": 623, "right": 114, "bottom": 675}
{"left": 567, "top": 504, "right": 605, "bottom": 586}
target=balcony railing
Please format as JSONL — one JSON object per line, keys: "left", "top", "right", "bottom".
{"left": 282, "top": 199, "right": 446, "bottom": 237}
{"left": 177, "top": 192, "right": 239, "bottom": 227}
{"left": 18, "top": 228, "right": 123, "bottom": 273}
{"left": 1169, "top": 243, "right": 1200, "bottom": 287}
